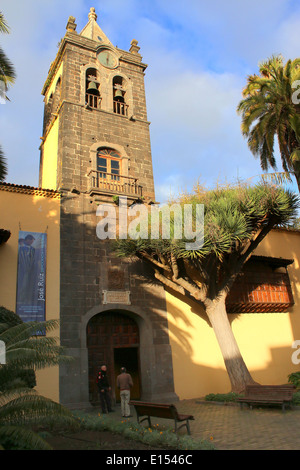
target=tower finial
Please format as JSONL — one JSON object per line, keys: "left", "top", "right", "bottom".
{"left": 89, "top": 7, "right": 97, "bottom": 22}
{"left": 66, "top": 16, "right": 77, "bottom": 32}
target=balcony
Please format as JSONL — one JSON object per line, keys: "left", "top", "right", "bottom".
{"left": 88, "top": 170, "right": 142, "bottom": 198}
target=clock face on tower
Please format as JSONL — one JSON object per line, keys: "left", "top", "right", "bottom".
{"left": 97, "top": 49, "right": 118, "bottom": 69}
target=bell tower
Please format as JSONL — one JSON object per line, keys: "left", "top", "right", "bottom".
{"left": 39, "top": 8, "right": 177, "bottom": 408}
{"left": 39, "top": 7, "right": 155, "bottom": 202}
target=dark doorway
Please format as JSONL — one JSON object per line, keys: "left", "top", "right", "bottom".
{"left": 114, "top": 347, "right": 140, "bottom": 402}
{"left": 87, "top": 311, "right": 140, "bottom": 405}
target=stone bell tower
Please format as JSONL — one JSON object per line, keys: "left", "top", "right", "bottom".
{"left": 39, "top": 8, "right": 178, "bottom": 408}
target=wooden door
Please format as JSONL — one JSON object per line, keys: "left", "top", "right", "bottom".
{"left": 87, "top": 312, "right": 140, "bottom": 404}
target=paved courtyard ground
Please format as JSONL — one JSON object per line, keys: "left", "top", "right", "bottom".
{"left": 91, "top": 399, "right": 300, "bottom": 451}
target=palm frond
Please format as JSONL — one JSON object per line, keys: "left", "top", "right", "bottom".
{"left": 0, "top": 12, "right": 9, "bottom": 34}
{"left": 0, "top": 145, "right": 7, "bottom": 181}
{"left": 0, "top": 425, "right": 52, "bottom": 450}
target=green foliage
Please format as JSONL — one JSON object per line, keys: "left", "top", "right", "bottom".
{"left": 288, "top": 217, "right": 300, "bottom": 230}
{"left": 0, "top": 12, "right": 15, "bottom": 181}
{"left": 0, "top": 308, "right": 76, "bottom": 450}
{"left": 0, "top": 146, "right": 7, "bottom": 182}
{"left": 0, "top": 306, "right": 22, "bottom": 327}
{"left": 0, "top": 11, "right": 16, "bottom": 92}
{"left": 237, "top": 55, "right": 300, "bottom": 191}
{"left": 292, "top": 391, "right": 300, "bottom": 405}
{"left": 288, "top": 372, "right": 300, "bottom": 389}
{"left": 115, "top": 183, "right": 299, "bottom": 264}
{"left": 205, "top": 392, "right": 242, "bottom": 402}
{"left": 74, "top": 411, "right": 215, "bottom": 450}
{"left": 0, "top": 11, "right": 16, "bottom": 181}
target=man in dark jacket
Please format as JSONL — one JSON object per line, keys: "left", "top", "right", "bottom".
{"left": 96, "top": 365, "right": 113, "bottom": 413}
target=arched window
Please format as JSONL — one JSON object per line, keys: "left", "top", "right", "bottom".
{"left": 86, "top": 68, "right": 101, "bottom": 109}
{"left": 97, "top": 148, "right": 121, "bottom": 181}
{"left": 113, "top": 76, "right": 128, "bottom": 116}
{"left": 51, "top": 77, "right": 61, "bottom": 114}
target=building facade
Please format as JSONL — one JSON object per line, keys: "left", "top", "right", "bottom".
{"left": 39, "top": 8, "right": 178, "bottom": 408}
{"left": 0, "top": 9, "right": 299, "bottom": 407}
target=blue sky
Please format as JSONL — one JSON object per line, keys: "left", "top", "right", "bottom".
{"left": 1, "top": 0, "right": 300, "bottom": 202}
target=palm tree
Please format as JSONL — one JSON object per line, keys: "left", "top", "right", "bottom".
{"left": 237, "top": 55, "right": 300, "bottom": 192}
{"left": 0, "top": 11, "right": 16, "bottom": 182}
{"left": 0, "top": 146, "right": 7, "bottom": 182}
{"left": 0, "top": 307, "right": 76, "bottom": 450}
{"left": 0, "top": 11, "right": 16, "bottom": 98}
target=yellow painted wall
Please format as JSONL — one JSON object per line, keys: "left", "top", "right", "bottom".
{"left": 41, "top": 62, "right": 63, "bottom": 190}
{"left": 0, "top": 188, "right": 60, "bottom": 402}
{"left": 41, "top": 117, "right": 59, "bottom": 190}
{"left": 166, "top": 229, "right": 300, "bottom": 400}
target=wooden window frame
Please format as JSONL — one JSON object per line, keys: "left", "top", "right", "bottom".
{"left": 226, "top": 256, "right": 294, "bottom": 313}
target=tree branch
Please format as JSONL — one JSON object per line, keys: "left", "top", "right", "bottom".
{"left": 154, "top": 270, "right": 185, "bottom": 296}
{"left": 170, "top": 254, "right": 179, "bottom": 279}
{"left": 140, "top": 251, "right": 171, "bottom": 272}
{"left": 239, "top": 218, "right": 275, "bottom": 266}
{"left": 172, "top": 275, "right": 206, "bottom": 302}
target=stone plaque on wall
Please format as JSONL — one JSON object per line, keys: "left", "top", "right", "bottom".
{"left": 102, "top": 290, "right": 131, "bottom": 305}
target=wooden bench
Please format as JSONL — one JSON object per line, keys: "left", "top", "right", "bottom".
{"left": 237, "top": 385, "right": 296, "bottom": 412}
{"left": 130, "top": 401, "right": 195, "bottom": 435}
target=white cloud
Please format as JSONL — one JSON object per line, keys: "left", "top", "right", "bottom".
{"left": 274, "top": 13, "right": 300, "bottom": 58}
{"left": 147, "top": 65, "right": 263, "bottom": 193}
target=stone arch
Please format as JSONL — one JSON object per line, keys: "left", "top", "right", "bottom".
{"left": 106, "top": 70, "right": 133, "bottom": 116}
{"left": 80, "top": 63, "right": 102, "bottom": 106}
{"left": 82, "top": 305, "right": 155, "bottom": 405}
{"left": 88, "top": 141, "right": 130, "bottom": 177}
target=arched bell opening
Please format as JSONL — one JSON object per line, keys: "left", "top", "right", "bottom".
{"left": 113, "top": 76, "right": 128, "bottom": 116}
{"left": 85, "top": 67, "right": 101, "bottom": 109}
{"left": 86, "top": 310, "right": 141, "bottom": 405}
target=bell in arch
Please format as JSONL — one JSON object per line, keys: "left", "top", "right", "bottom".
{"left": 87, "top": 81, "right": 99, "bottom": 95}
{"left": 114, "top": 89, "right": 124, "bottom": 102}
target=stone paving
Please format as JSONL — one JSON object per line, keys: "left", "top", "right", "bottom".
{"left": 101, "top": 399, "right": 300, "bottom": 450}
{"left": 175, "top": 399, "right": 300, "bottom": 450}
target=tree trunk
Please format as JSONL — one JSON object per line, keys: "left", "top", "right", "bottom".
{"left": 205, "top": 294, "right": 257, "bottom": 393}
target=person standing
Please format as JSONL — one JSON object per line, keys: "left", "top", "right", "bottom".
{"left": 96, "top": 365, "right": 113, "bottom": 414}
{"left": 117, "top": 367, "right": 133, "bottom": 417}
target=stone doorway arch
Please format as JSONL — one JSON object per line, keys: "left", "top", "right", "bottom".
{"left": 87, "top": 310, "right": 141, "bottom": 405}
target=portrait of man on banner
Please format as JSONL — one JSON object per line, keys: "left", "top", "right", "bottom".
{"left": 16, "top": 231, "right": 47, "bottom": 323}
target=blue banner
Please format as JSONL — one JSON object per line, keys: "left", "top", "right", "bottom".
{"left": 16, "top": 231, "right": 47, "bottom": 323}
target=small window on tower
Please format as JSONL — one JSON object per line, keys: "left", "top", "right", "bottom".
{"left": 51, "top": 77, "right": 61, "bottom": 114}
{"left": 86, "top": 68, "right": 101, "bottom": 109}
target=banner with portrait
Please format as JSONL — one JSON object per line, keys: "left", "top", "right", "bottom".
{"left": 16, "top": 231, "right": 47, "bottom": 323}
